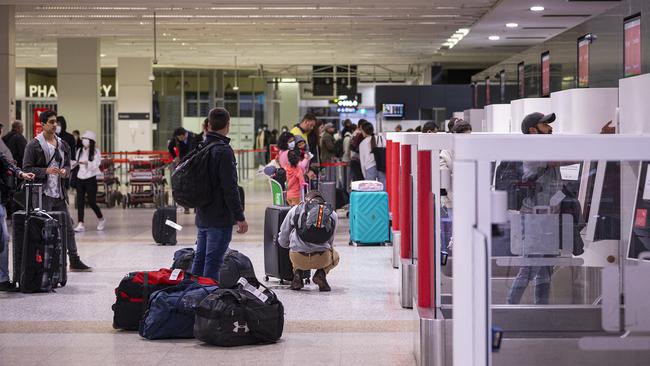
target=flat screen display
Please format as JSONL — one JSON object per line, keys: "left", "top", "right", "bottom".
{"left": 584, "top": 161, "right": 621, "bottom": 242}
{"left": 517, "top": 62, "right": 525, "bottom": 98}
{"left": 382, "top": 104, "right": 404, "bottom": 118}
{"left": 485, "top": 77, "right": 491, "bottom": 105}
{"left": 577, "top": 35, "right": 590, "bottom": 88}
{"left": 629, "top": 162, "right": 650, "bottom": 259}
{"left": 541, "top": 51, "right": 551, "bottom": 97}
{"left": 624, "top": 14, "right": 642, "bottom": 77}
{"left": 499, "top": 70, "right": 506, "bottom": 103}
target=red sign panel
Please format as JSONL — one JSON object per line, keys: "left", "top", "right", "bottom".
{"left": 541, "top": 52, "right": 550, "bottom": 97}
{"left": 624, "top": 15, "right": 641, "bottom": 77}
{"left": 33, "top": 107, "right": 49, "bottom": 137}
{"left": 517, "top": 62, "right": 525, "bottom": 98}
{"left": 578, "top": 37, "right": 590, "bottom": 88}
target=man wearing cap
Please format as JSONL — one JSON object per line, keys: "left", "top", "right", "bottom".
{"left": 506, "top": 112, "right": 585, "bottom": 305}
{"left": 319, "top": 122, "right": 337, "bottom": 163}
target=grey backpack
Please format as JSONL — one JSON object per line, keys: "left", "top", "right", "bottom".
{"left": 293, "top": 201, "right": 335, "bottom": 244}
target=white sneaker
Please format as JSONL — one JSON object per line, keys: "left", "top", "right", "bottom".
{"left": 97, "top": 219, "right": 106, "bottom": 231}
{"left": 74, "top": 222, "right": 86, "bottom": 232}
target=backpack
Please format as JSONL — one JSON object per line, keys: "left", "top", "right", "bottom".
{"left": 139, "top": 281, "right": 219, "bottom": 340}
{"left": 171, "top": 248, "right": 195, "bottom": 271}
{"left": 334, "top": 138, "right": 344, "bottom": 158}
{"left": 194, "top": 281, "right": 284, "bottom": 347}
{"left": 219, "top": 249, "right": 260, "bottom": 289}
{"left": 293, "top": 201, "right": 335, "bottom": 244}
{"left": 171, "top": 140, "right": 220, "bottom": 208}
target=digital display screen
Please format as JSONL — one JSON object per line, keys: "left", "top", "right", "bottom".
{"left": 499, "top": 70, "right": 506, "bottom": 103}
{"left": 517, "top": 62, "right": 525, "bottom": 98}
{"left": 629, "top": 162, "right": 650, "bottom": 259}
{"left": 485, "top": 77, "right": 491, "bottom": 105}
{"left": 473, "top": 82, "right": 478, "bottom": 108}
{"left": 624, "top": 14, "right": 642, "bottom": 77}
{"left": 577, "top": 36, "right": 590, "bottom": 88}
{"left": 382, "top": 104, "right": 404, "bottom": 118}
{"left": 541, "top": 51, "right": 551, "bottom": 97}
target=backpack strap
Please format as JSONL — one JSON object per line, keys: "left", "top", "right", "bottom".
{"left": 293, "top": 203, "right": 303, "bottom": 229}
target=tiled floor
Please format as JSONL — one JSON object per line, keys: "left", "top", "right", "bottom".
{"left": 0, "top": 178, "right": 416, "bottom": 366}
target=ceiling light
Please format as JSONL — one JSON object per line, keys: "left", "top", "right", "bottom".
{"left": 488, "top": 35, "right": 500, "bottom": 41}
{"left": 457, "top": 28, "right": 470, "bottom": 35}
{"left": 450, "top": 34, "right": 463, "bottom": 39}
{"left": 100, "top": 53, "right": 106, "bottom": 57}
{"left": 530, "top": 6, "right": 545, "bottom": 12}
{"left": 232, "top": 86, "right": 239, "bottom": 91}
{"left": 506, "top": 23, "right": 519, "bottom": 28}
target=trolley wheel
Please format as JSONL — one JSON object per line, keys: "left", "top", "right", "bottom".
{"left": 264, "top": 275, "right": 269, "bottom": 282}
{"left": 279, "top": 279, "right": 285, "bottom": 285}
{"left": 305, "top": 278, "right": 311, "bottom": 285}
{"left": 349, "top": 240, "right": 354, "bottom": 246}
{"left": 60, "top": 280, "right": 67, "bottom": 287}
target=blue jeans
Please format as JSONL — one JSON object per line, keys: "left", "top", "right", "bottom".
{"left": 191, "top": 226, "right": 233, "bottom": 281}
{"left": 0, "top": 205, "right": 10, "bottom": 282}
{"left": 507, "top": 265, "right": 553, "bottom": 305}
{"left": 365, "top": 166, "right": 387, "bottom": 190}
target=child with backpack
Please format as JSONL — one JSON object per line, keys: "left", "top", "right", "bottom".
{"left": 277, "top": 190, "right": 340, "bottom": 291}
{"left": 285, "top": 149, "right": 306, "bottom": 206}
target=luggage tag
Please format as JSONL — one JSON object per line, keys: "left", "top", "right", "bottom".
{"left": 169, "top": 268, "right": 182, "bottom": 281}
{"left": 238, "top": 278, "right": 268, "bottom": 303}
{"left": 165, "top": 220, "right": 183, "bottom": 231}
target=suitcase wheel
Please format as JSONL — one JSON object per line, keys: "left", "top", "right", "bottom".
{"left": 264, "top": 275, "right": 269, "bottom": 282}
{"left": 304, "top": 278, "right": 311, "bottom": 285}
{"left": 349, "top": 241, "right": 354, "bottom": 246}
{"left": 279, "top": 279, "right": 285, "bottom": 285}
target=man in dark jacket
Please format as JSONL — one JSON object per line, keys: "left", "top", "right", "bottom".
{"left": 168, "top": 127, "right": 197, "bottom": 162}
{"left": 191, "top": 107, "right": 248, "bottom": 281}
{"left": 0, "top": 152, "right": 34, "bottom": 291}
{"left": 55, "top": 116, "right": 76, "bottom": 153}
{"left": 3, "top": 121, "right": 27, "bottom": 168}
{"left": 23, "top": 110, "right": 92, "bottom": 272}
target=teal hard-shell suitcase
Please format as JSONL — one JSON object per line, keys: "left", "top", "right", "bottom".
{"left": 349, "top": 191, "right": 389, "bottom": 245}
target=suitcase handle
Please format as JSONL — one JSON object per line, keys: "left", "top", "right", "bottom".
{"left": 24, "top": 183, "right": 43, "bottom": 213}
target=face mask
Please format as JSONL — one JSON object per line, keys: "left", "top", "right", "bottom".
{"left": 288, "top": 141, "right": 296, "bottom": 149}
{"left": 55, "top": 126, "right": 61, "bottom": 134}
{"left": 82, "top": 139, "right": 90, "bottom": 147}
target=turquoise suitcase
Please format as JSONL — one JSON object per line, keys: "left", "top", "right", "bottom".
{"left": 349, "top": 191, "right": 389, "bottom": 245}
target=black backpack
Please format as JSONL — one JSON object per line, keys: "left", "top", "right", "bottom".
{"left": 293, "top": 201, "right": 335, "bottom": 244}
{"left": 171, "top": 140, "right": 220, "bottom": 208}
{"left": 171, "top": 248, "right": 195, "bottom": 271}
{"left": 219, "top": 249, "right": 260, "bottom": 289}
{"left": 334, "top": 138, "right": 344, "bottom": 158}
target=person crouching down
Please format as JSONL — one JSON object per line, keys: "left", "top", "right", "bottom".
{"left": 277, "top": 190, "right": 340, "bottom": 291}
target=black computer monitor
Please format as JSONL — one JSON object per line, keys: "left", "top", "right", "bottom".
{"left": 583, "top": 161, "right": 621, "bottom": 242}
{"left": 628, "top": 162, "right": 650, "bottom": 260}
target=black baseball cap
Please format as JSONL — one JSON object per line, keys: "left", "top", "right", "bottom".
{"left": 521, "top": 112, "right": 556, "bottom": 134}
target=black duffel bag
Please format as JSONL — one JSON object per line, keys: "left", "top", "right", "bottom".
{"left": 194, "top": 282, "right": 284, "bottom": 347}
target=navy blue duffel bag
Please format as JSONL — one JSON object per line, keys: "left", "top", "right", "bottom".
{"left": 139, "top": 281, "right": 219, "bottom": 340}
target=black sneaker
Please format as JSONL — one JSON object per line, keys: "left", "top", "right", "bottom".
{"left": 0, "top": 281, "right": 18, "bottom": 292}
{"left": 289, "top": 270, "right": 304, "bottom": 291}
{"left": 69, "top": 257, "right": 93, "bottom": 272}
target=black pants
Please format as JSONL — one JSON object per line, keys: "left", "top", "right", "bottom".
{"left": 76, "top": 177, "right": 103, "bottom": 223}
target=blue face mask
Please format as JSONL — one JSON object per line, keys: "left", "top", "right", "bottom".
{"left": 288, "top": 141, "right": 296, "bottom": 149}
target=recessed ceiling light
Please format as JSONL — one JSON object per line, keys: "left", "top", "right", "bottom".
{"left": 506, "top": 23, "right": 519, "bottom": 28}
{"left": 530, "top": 6, "right": 545, "bottom": 12}
{"left": 488, "top": 35, "right": 501, "bottom": 41}
{"left": 100, "top": 53, "right": 106, "bottom": 57}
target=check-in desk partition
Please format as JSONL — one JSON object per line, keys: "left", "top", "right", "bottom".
{"left": 397, "top": 134, "right": 419, "bottom": 310}
{"left": 386, "top": 133, "right": 402, "bottom": 269}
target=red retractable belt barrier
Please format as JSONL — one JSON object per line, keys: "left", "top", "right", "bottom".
{"left": 386, "top": 140, "right": 393, "bottom": 213}
{"left": 417, "top": 150, "right": 434, "bottom": 308}
{"left": 399, "top": 144, "right": 412, "bottom": 260}
{"left": 391, "top": 142, "right": 401, "bottom": 231}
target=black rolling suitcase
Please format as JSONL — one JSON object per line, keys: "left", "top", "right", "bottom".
{"left": 12, "top": 183, "right": 67, "bottom": 292}
{"left": 152, "top": 206, "right": 177, "bottom": 245}
{"left": 263, "top": 205, "right": 309, "bottom": 285}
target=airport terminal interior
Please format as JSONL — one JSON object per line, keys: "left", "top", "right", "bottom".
{"left": 2, "top": 1, "right": 650, "bottom": 365}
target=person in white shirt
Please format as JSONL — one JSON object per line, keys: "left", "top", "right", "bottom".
{"left": 358, "top": 123, "right": 386, "bottom": 188}
{"left": 72, "top": 131, "right": 105, "bottom": 232}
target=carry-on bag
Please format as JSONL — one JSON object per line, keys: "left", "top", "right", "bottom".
{"left": 194, "top": 278, "right": 284, "bottom": 347}
{"left": 171, "top": 248, "right": 259, "bottom": 288}
{"left": 349, "top": 190, "right": 390, "bottom": 245}
{"left": 139, "top": 281, "right": 219, "bottom": 340}
{"left": 13, "top": 183, "right": 67, "bottom": 292}
{"left": 171, "top": 248, "right": 195, "bottom": 271}
{"left": 112, "top": 268, "right": 217, "bottom": 330}
{"left": 263, "top": 205, "right": 310, "bottom": 284}
{"left": 152, "top": 206, "right": 177, "bottom": 245}
{"left": 318, "top": 181, "right": 336, "bottom": 209}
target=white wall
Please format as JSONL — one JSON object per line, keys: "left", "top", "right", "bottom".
{"left": 279, "top": 82, "right": 299, "bottom": 128}
{"left": 552, "top": 88, "right": 618, "bottom": 134}
{"left": 116, "top": 57, "right": 152, "bottom": 151}
{"left": 619, "top": 73, "right": 650, "bottom": 134}
{"left": 510, "top": 98, "right": 552, "bottom": 134}
{"left": 484, "top": 104, "right": 510, "bottom": 133}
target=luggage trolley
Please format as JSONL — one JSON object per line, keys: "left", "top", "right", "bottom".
{"left": 123, "top": 154, "right": 166, "bottom": 208}
{"left": 96, "top": 154, "right": 121, "bottom": 208}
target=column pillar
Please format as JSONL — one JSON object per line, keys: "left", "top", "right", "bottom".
{"left": 0, "top": 5, "right": 16, "bottom": 124}
{"left": 57, "top": 38, "right": 101, "bottom": 141}
{"left": 116, "top": 57, "right": 152, "bottom": 151}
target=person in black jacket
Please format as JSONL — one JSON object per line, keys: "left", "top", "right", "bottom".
{"left": 0, "top": 149, "right": 35, "bottom": 291}
{"left": 23, "top": 110, "right": 92, "bottom": 272}
{"left": 168, "top": 127, "right": 197, "bottom": 162}
{"left": 3, "top": 121, "right": 26, "bottom": 168}
{"left": 55, "top": 116, "right": 76, "bottom": 154}
{"left": 191, "top": 107, "right": 248, "bottom": 281}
